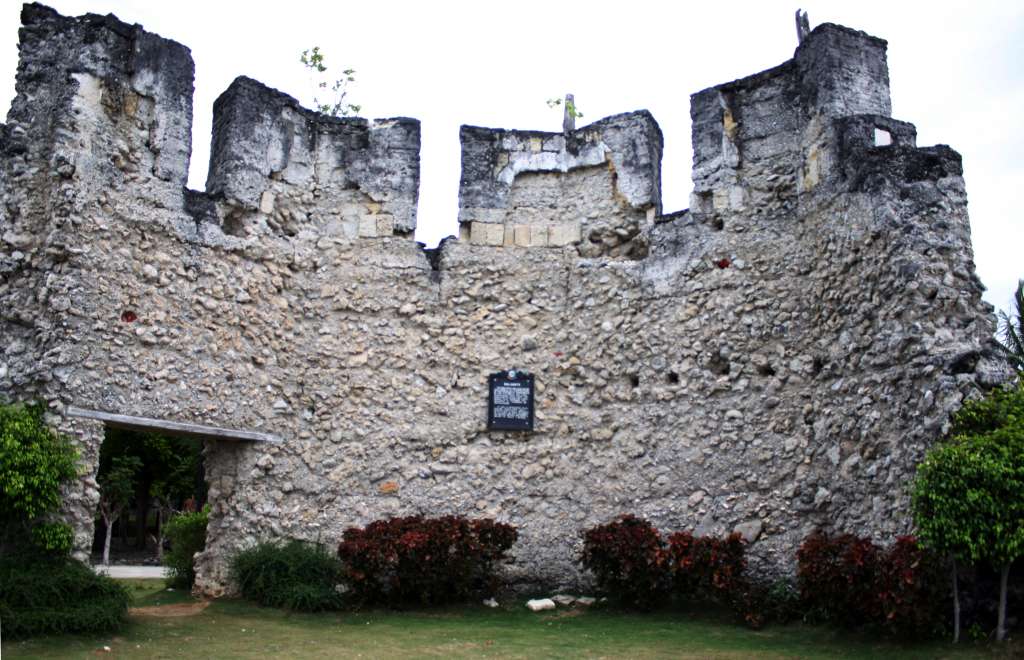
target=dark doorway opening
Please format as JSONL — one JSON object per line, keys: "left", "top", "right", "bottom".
{"left": 91, "top": 428, "right": 207, "bottom": 567}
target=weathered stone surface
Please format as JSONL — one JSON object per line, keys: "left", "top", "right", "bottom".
{"left": 0, "top": 5, "right": 1008, "bottom": 597}
{"left": 734, "top": 520, "right": 764, "bottom": 544}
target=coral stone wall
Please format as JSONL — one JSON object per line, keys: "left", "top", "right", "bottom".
{"left": 0, "top": 5, "right": 1007, "bottom": 594}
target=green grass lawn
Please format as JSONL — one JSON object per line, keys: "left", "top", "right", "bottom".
{"left": 2, "top": 580, "right": 1019, "bottom": 659}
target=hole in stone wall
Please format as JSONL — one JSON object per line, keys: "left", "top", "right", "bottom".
{"left": 710, "top": 216, "right": 725, "bottom": 231}
{"left": 811, "top": 356, "right": 825, "bottom": 376}
{"left": 629, "top": 374, "right": 640, "bottom": 388}
{"left": 948, "top": 351, "right": 979, "bottom": 375}
{"left": 874, "top": 128, "right": 892, "bottom": 147}
{"left": 667, "top": 372, "right": 680, "bottom": 385}
{"left": 708, "top": 354, "right": 730, "bottom": 376}
{"left": 222, "top": 210, "right": 246, "bottom": 237}
{"left": 756, "top": 363, "right": 776, "bottom": 377}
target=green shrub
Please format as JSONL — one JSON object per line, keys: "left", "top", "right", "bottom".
{"left": 0, "top": 552, "right": 130, "bottom": 638}
{"left": 230, "top": 540, "right": 345, "bottom": 612}
{"left": 163, "top": 506, "right": 209, "bottom": 588}
{"left": 30, "top": 521, "right": 74, "bottom": 555}
{"left": 0, "top": 402, "right": 78, "bottom": 553}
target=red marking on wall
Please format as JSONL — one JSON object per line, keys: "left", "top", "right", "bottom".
{"left": 714, "top": 258, "right": 731, "bottom": 269}
{"left": 120, "top": 310, "right": 137, "bottom": 323}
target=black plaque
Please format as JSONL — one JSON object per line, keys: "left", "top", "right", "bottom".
{"left": 488, "top": 370, "right": 535, "bottom": 431}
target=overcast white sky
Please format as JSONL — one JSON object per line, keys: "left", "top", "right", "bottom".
{"left": 1, "top": 1, "right": 1021, "bottom": 316}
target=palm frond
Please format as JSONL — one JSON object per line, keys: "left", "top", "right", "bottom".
{"left": 995, "top": 279, "right": 1024, "bottom": 372}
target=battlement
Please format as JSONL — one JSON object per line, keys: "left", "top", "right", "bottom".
{"left": 1, "top": 5, "right": 942, "bottom": 255}
{"left": 207, "top": 76, "right": 420, "bottom": 238}
{"left": 689, "top": 22, "right": 892, "bottom": 218}
{"left": 457, "top": 113, "right": 662, "bottom": 254}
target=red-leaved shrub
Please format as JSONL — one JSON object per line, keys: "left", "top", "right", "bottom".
{"left": 797, "top": 531, "right": 946, "bottom": 635}
{"left": 337, "top": 515, "right": 517, "bottom": 606}
{"left": 580, "top": 515, "right": 668, "bottom": 608}
{"left": 668, "top": 530, "right": 747, "bottom": 602}
{"left": 875, "top": 536, "right": 948, "bottom": 637}
{"left": 797, "top": 531, "right": 882, "bottom": 625}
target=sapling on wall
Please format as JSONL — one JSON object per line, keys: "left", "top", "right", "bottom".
{"left": 300, "top": 46, "right": 361, "bottom": 117}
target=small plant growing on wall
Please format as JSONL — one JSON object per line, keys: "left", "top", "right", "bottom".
{"left": 301, "top": 46, "right": 361, "bottom": 117}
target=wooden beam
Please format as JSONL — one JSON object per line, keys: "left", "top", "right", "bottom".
{"left": 66, "top": 406, "right": 282, "bottom": 444}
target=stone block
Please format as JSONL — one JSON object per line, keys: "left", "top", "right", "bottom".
{"left": 469, "top": 221, "right": 488, "bottom": 244}
{"left": 712, "top": 188, "right": 729, "bottom": 211}
{"left": 358, "top": 215, "right": 378, "bottom": 238}
{"left": 733, "top": 519, "right": 763, "bottom": 543}
{"left": 485, "top": 222, "right": 504, "bottom": 246}
{"left": 376, "top": 214, "right": 395, "bottom": 236}
{"left": 526, "top": 598, "right": 555, "bottom": 612}
{"left": 548, "top": 222, "right": 581, "bottom": 247}
{"left": 259, "top": 190, "right": 275, "bottom": 214}
{"left": 529, "top": 225, "right": 549, "bottom": 247}
{"left": 503, "top": 224, "right": 515, "bottom": 246}
{"left": 513, "top": 225, "right": 531, "bottom": 247}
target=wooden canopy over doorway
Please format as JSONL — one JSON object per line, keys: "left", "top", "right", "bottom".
{"left": 66, "top": 406, "right": 283, "bottom": 444}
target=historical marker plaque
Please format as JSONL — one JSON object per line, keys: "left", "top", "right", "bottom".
{"left": 488, "top": 370, "right": 535, "bottom": 431}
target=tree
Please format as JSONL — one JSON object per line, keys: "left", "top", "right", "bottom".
{"left": 97, "top": 455, "right": 142, "bottom": 566}
{"left": 300, "top": 46, "right": 360, "bottom": 117}
{"left": 0, "top": 402, "right": 77, "bottom": 555}
{"left": 912, "top": 383, "right": 1024, "bottom": 642}
{"left": 995, "top": 279, "right": 1024, "bottom": 374}
{"left": 149, "top": 443, "right": 201, "bottom": 562}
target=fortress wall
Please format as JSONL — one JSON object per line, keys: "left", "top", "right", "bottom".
{"left": 0, "top": 3, "right": 1008, "bottom": 594}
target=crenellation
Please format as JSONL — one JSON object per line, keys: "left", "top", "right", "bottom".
{"left": 458, "top": 111, "right": 661, "bottom": 257}
{"left": 206, "top": 76, "right": 420, "bottom": 239}
{"left": 0, "top": 4, "right": 1010, "bottom": 594}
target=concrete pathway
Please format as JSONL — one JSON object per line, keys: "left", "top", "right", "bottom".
{"left": 93, "top": 564, "right": 168, "bottom": 578}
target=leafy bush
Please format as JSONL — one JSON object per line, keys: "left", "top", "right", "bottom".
{"left": 734, "top": 578, "right": 802, "bottom": 629}
{"left": 0, "top": 552, "right": 129, "bottom": 638}
{"left": 668, "top": 530, "right": 747, "bottom": 602}
{"left": 230, "top": 539, "right": 346, "bottom": 612}
{"left": 163, "top": 506, "right": 209, "bottom": 588}
{"left": 797, "top": 531, "right": 947, "bottom": 636}
{"left": 30, "top": 521, "right": 74, "bottom": 555}
{"left": 0, "top": 402, "right": 78, "bottom": 552}
{"left": 876, "top": 536, "right": 948, "bottom": 638}
{"left": 797, "top": 531, "right": 882, "bottom": 626}
{"left": 338, "top": 515, "right": 518, "bottom": 606}
{"left": 580, "top": 515, "right": 668, "bottom": 608}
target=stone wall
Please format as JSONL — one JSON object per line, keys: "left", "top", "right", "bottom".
{"left": 0, "top": 4, "right": 1008, "bottom": 595}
